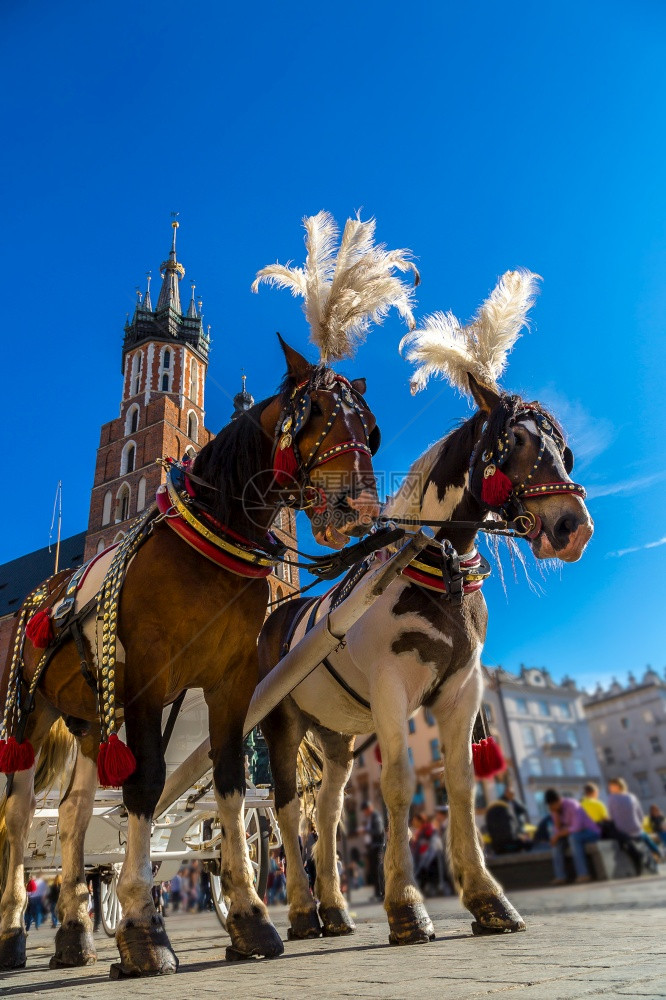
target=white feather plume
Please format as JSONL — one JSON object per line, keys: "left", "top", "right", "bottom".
{"left": 400, "top": 269, "right": 541, "bottom": 395}
{"left": 252, "top": 211, "right": 419, "bottom": 361}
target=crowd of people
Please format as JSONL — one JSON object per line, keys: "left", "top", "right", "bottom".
{"left": 485, "top": 778, "right": 665, "bottom": 883}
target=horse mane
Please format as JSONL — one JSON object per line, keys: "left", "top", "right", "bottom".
{"left": 192, "top": 398, "right": 275, "bottom": 531}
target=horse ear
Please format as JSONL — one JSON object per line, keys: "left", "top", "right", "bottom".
{"left": 350, "top": 377, "right": 367, "bottom": 396}
{"left": 277, "top": 333, "right": 312, "bottom": 380}
{"left": 468, "top": 373, "right": 501, "bottom": 413}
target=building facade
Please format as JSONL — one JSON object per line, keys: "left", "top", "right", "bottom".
{"left": 583, "top": 670, "right": 666, "bottom": 813}
{"left": 345, "top": 664, "right": 603, "bottom": 842}
{"left": 484, "top": 666, "right": 603, "bottom": 819}
{"left": 0, "top": 223, "right": 299, "bottom": 672}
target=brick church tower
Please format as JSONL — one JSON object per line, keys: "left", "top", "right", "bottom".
{"left": 83, "top": 221, "right": 299, "bottom": 604}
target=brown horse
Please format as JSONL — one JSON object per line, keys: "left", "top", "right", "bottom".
{"left": 0, "top": 338, "right": 381, "bottom": 976}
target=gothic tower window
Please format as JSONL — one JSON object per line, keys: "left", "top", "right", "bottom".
{"left": 121, "top": 441, "right": 136, "bottom": 475}
{"left": 97, "top": 538, "right": 106, "bottom": 554}
{"left": 102, "top": 490, "right": 113, "bottom": 526}
{"left": 115, "top": 483, "right": 131, "bottom": 523}
{"left": 131, "top": 351, "right": 143, "bottom": 396}
{"left": 159, "top": 347, "right": 172, "bottom": 392}
{"left": 137, "top": 476, "right": 147, "bottom": 512}
{"left": 187, "top": 411, "right": 198, "bottom": 443}
{"left": 189, "top": 360, "right": 198, "bottom": 402}
{"left": 125, "top": 404, "right": 140, "bottom": 436}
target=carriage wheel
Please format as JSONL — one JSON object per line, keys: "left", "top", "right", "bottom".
{"left": 100, "top": 864, "right": 123, "bottom": 937}
{"left": 211, "top": 808, "right": 270, "bottom": 930}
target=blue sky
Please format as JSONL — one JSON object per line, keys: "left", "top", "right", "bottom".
{"left": 2, "top": 0, "right": 665, "bottom": 689}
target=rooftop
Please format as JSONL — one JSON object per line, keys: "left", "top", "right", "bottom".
{"left": 0, "top": 532, "right": 87, "bottom": 618}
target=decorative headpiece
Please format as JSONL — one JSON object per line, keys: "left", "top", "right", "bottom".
{"left": 252, "top": 211, "right": 419, "bottom": 362}
{"left": 400, "top": 269, "right": 541, "bottom": 395}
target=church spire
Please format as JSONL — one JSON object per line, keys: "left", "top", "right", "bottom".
{"left": 156, "top": 216, "right": 185, "bottom": 313}
{"left": 187, "top": 281, "right": 198, "bottom": 318}
{"left": 144, "top": 272, "right": 153, "bottom": 311}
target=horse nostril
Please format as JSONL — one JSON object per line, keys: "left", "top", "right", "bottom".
{"left": 554, "top": 514, "right": 578, "bottom": 543}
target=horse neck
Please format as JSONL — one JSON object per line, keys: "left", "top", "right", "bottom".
{"left": 192, "top": 401, "right": 278, "bottom": 536}
{"left": 386, "top": 413, "right": 485, "bottom": 556}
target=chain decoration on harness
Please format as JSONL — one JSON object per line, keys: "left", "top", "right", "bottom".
{"left": 0, "top": 582, "right": 52, "bottom": 772}
{"left": 95, "top": 506, "right": 156, "bottom": 787}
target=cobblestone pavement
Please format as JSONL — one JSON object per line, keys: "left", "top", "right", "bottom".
{"left": 1, "top": 874, "right": 664, "bottom": 1000}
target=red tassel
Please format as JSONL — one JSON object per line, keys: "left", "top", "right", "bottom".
{"left": 0, "top": 736, "right": 35, "bottom": 773}
{"left": 472, "top": 737, "right": 506, "bottom": 779}
{"left": 273, "top": 442, "right": 299, "bottom": 487}
{"left": 97, "top": 733, "right": 136, "bottom": 787}
{"left": 481, "top": 467, "right": 513, "bottom": 508}
{"left": 25, "top": 609, "right": 55, "bottom": 649}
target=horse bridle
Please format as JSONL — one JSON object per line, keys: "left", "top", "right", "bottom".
{"left": 471, "top": 407, "right": 587, "bottom": 536}
{"left": 272, "top": 375, "right": 379, "bottom": 512}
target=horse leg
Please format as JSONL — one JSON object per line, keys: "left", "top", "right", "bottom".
{"left": 313, "top": 730, "right": 355, "bottom": 936}
{"left": 0, "top": 703, "right": 58, "bottom": 968}
{"left": 432, "top": 662, "right": 525, "bottom": 934}
{"left": 50, "top": 739, "right": 98, "bottom": 968}
{"left": 112, "top": 695, "right": 178, "bottom": 977}
{"left": 375, "top": 692, "right": 435, "bottom": 946}
{"left": 262, "top": 698, "right": 321, "bottom": 940}
{"left": 207, "top": 681, "right": 283, "bottom": 960}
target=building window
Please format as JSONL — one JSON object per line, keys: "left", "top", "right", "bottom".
{"left": 628, "top": 741, "right": 639, "bottom": 760}
{"left": 124, "top": 404, "right": 140, "bottom": 436}
{"left": 634, "top": 772, "right": 651, "bottom": 798}
{"left": 650, "top": 736, "right": 663, "bottom": 754}
{"left": 163, "top": 349, "right": 171, "bottom": 369}
{"left": 557, "top": 702, "right": 572, "bottom": 718}
{"left": 620, "top": 717, "right": 630, "bottom": 729}
{"left": 189, "top": 360, "right": 198, "bottom": 401}
{"left": 137, "top": 476, "right": 147, "bottom": 512}
{"left": 658, "top": 769, "right": 666, "bottom": 793}
{"left": 566, "top": 728, "right": 579, "bottom": 748}
{"left": 115, "top": 484, "right": 131, "bottom": 523}
{"left": 131, "top": 351, "right": 143, "bottom": 395}
{"left": 603, "top": 747, "right": 615, "bottom": 765}
{"left": 113, "top": 531, "right": 125, "bottom": 543}
{"left": 408, "top": 718, "right": 416, "bottom": 735}
{"left": 542, "top": 727, "right": 555, "bottom": 745}
{"left": 522, "top": 725, "right": 536, "bottom": 748}
{"left": 187, "top": 411, "right": 198, "bottom": 443}
{"left": 102, "top": 490, "right": 113, "bottom": 526}
{"left": 424, "top": 709, "right": 435, "bottom": 726}
{"left": 527, "top": 757, "right": 543, "bottom": 776}
{"left": 537, "top": 701, "right": 550, "bottom": 717}
{"left": 430, "top": 738, "right": 441, "bottom": 762}
{"left": 434, "top": 779, "right": 448, "bottom": 806}
{"left": 572, "top": 758, "right": 586, "bottom": 777}
{"left": 483, "top": 702, "right": 493, "bottom": 724}
{"left": 513, "top": 697, "right": 528, "bottom": 715}
{"left": 185, "top": 446, "right": 196, "bottom": 462}
{"left": 161, "top": 373, "right": 170, "bottom": 391}
{"left": 96, "top": 538, "right": 106, "bottom": 554}
{"left": 550, "top": 758, "right": 564, "bottom": 777}
{"left": 121, "top": 441, "right": 137, "bottom": 475}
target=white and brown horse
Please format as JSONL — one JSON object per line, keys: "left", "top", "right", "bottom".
{"left": 258, "top": 277, "right": 593, "bottom": 945}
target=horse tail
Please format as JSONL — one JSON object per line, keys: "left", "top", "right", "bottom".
{"left": 296, "top": 730, "right": 323, "bottom": 822}
{"left": 0, "top": 718, "right": 75, "bottom": 889}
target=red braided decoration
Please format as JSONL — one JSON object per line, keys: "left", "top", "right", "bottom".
{"left": 481, "top": 467, "right": 513, "bottom": 507}
{"left": 25, "top": 609, "right": 55, "bottom": 649}
{"left": 472, "top": 737, "right": 506, "bottom": 779}
{"left": 0, "top": 736, "right": 35, "bottom": 773}
{"left": 273, "top": 444, "right": 299, "bottom": 487}
{"left": 97, "top": 733, "right": 137, "bottom": 787}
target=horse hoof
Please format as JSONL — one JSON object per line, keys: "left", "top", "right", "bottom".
{"left": 0, "top": 928, "right": 27, "bottom": 969}
{"left": 319, "top": 905, "right": 355, "bottom": 936}
{"left": 226, "top": 911, "right": 284, "bottom": 959}
{"left": 49, "top": 921, "right": 97, "bottom": 968}
{"left": 387, "top": 902, "right": 435, "bottom": 945}
{"left": 287, "top": 909, "right": 322, "bottom": 939}
{"left": 466, "top": 893, "right": 526, "bottom": 934}
{"left": 114, "top": 914, "right": 178, "bottom": 976}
